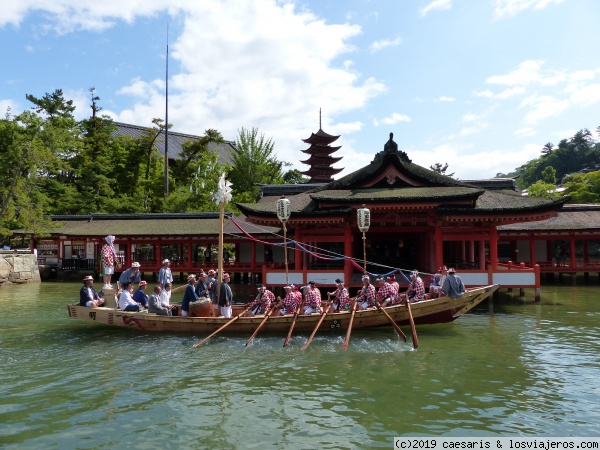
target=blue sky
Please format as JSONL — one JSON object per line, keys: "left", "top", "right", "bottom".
{"left": 1, "top": 0, "right": 599, "bottom": 180}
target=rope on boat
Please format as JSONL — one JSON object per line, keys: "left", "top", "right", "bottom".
{"left": 228, "top": 217, "right": 435, "bottom": 281}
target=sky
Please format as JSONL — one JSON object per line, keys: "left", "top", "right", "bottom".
{"left": 1, "top": 0, "right": 600, "bottom": 181}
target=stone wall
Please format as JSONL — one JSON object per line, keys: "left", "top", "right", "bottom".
{"left": 0, "top": 252, "right": 42, "bottom": 286}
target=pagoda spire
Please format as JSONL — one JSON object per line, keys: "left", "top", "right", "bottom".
{"left": 300, "top": 111, "right": 344, "bottom": 183}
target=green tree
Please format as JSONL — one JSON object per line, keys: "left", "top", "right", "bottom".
{"left": 282, "top": 169, "right": 309, "bottom": 184}
{"left": 0, "top": 110, "right": 60, "bottom": 237}
{"left": 229, "top": 127, "right": 288, "bottom": 202}
{"left": 527, "top": 180, "right": 562, "bottom": 199}
{"left": 541, "top": 166, "right": 557, "bottom": 184}
{"left": 564, "top": 171, "right": 600, "bottom": 203}
{"left": 430, "top": 162, "right": 455, "bottom": 178}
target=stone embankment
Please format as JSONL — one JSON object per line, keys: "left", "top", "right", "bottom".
{"left": 0, "top": 252, "right": 41, "bottom": 286}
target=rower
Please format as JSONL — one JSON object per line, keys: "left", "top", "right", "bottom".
{"left": 327, "top": 278, "right": 350, "bottom": 312}
{"left": 277, "top": 285, "right": 297, "bottom": 315}
{"left": 302, "top": 281, "right": 322, "bottom": 315}
{"left": 245, "top": 284, "right": 275, "bottom": 317}
{"left": 355, "top": 275, "right": 376, "bottom": 310}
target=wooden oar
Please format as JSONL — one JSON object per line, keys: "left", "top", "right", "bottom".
{"left": 302, "top": 303, "right": 332, "bottom": 350}
{"left": 192, "top": 306, "right": 250, "bottom": 348}
{"left": 283, "top": 301, "right": 303, "bottom": 348}
{"left": 341, "top": 300, "right": 358, "bottom": 351}
{"left": 245, "top": 306, "right": 276, "bottom": 347}
{"left": 376, "top": 301, "right": 407, "bottom": 342}
{"left": 406, "top": 299, "right": 419, "bottom": 349}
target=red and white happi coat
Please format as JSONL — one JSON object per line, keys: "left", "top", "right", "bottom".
{"left": 250, "top": 290, "right": 275, "bottom": 314}
{"left": 303, "top": 287, "right": 322, "bottom": 313}
{"left": 376, "top": 282, "right": 396, "bottom": 303}
{"left": 333, "top": 287, "right": 350, "bottom": 311}
{"left": 281, "top": 292, "right": 299, "bottom": 314}
{"left": 356, "top": 284, "right": 376, "bottom": 307}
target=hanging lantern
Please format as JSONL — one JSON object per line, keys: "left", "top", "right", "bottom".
{"left": 277, "top": 197, "right": 291, "bottom": 222}
{"left": 357, "top": 206, "right": 370, "bottom": 232}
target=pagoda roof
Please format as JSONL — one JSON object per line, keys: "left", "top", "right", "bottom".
{"left": 301, "top": 128, "right": 340, "bottom": 145}
{"left": 300, "top": 154, "right": 343, "bottom": 165}
{"left": 301, "top": 145, "right": 342, "bottom": 155}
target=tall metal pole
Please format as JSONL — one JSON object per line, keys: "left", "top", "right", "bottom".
{"left": 163, "top": 26, "right": 169, "bottom": 198}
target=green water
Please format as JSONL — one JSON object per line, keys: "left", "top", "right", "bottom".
{"left": 1, "top": 281, "right": 599, "bottom": 449}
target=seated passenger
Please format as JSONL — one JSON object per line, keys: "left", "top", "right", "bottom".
{"left": 181, "top": 274, "right": 200, "bottom": 317}
{"left": 118, "top": 281, "right": 141, "bottom": 312}
{"left": 429, "top": 266, "right": 447, "bottom": 298}
{"left": 441, "top": 268, "right": 466, "bottom": 299}
{"left": 328, "top": 278, "right": 350, "bottom": 312}
{"left": 79, "top": 275, "right": 105, "bottom": 308}
{"left": 388, "top": 275, "right": 400, "bottom": 298}
{"left": 399, "top": 270, "right": 426, "bottom": 304}
{"left": 132, "top": 280, "right": 149, "bottom": 309}
{"left": 356, "top": 275, "right": 376, "bottom": 310}
{"left": 245, "top": 284, "right": 275, "bottom": 317}
{"left": 302, "top": 281, "right": 322, "bottom": 315}
{"left": 148, "top": 285, "right": 174, "bottom": 316}
{"left": 277, "top": 285, "right": 298, "bottom": 315}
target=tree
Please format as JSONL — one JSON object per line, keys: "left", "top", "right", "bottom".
{"left": 430, "top": 162, "right": 455, "bottom": 178}
{"left": 541, "top": 142, "right": 554, "bottom": 156}
{"left": 282, "top": 169, "right": 309, "bottom": 184}
{"left": 541, "top": 166, "right": 557, "bottom": 184}
{"left": 229, "top": 127, "right": 288, "bottom": 202}
{"left": 527, "top": 180, "right": 562, "bottom": 199}
{"left": 564, "top": 171, "right": 600, "bottom": 203}
{"left": 0, "top": 110, "right": 60, "bottom": 237}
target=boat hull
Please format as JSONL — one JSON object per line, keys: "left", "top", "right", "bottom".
{"left": 67, "top": 285, "right": 499, "bottom": 334}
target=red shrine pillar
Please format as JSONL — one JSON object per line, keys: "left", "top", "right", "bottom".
{"left": 489, "top": 227, "right": 498, "bottom": 270}
{"left": 434, "top": 226, "right": 443, "bottom": 269}
{"left": 529, "top": 237, "right": 536, "bottom": 267}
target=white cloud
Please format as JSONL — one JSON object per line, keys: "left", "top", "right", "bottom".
{"left": 570, "top": 83, "right": 600, "bottom": 107}
{"left": 436, "top": 96, "right": 455, "bottom": 102}
{"left": 493, "top": 0, "right": 565, "bottom": 19}
{"left": 369, "top": 36, "right": 402, "bottom": 52}
{"left": 487, "top": 59, "right": 544, "bottom": 86}
{"left": 520, "top": 95, "right": 569, "bottom": 125}
{"left": 419, "top": 0, "right": 452, "bottom": 18}
{"left": 373, "top": 113, "right": 411, "bottom": 127}
{"left": 515, "top": 127, "right": 536, "bottom": 137}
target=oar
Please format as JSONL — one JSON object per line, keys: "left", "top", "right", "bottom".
{"left": 302, "top": 303, "right": 332, "bottom": 350}
{"left": 406, "top": 299, "right": 419, "bottom": 349}
{"left": 192, "top": 306, "right": 250, "bottom": 348}
{"left": 341, "top": 300, "right": 358, "bottom": 351}
{"left": 245, "top": 306, "right": 276, "bottom": 347}
{"left": 376, "top": 301, "right": 407, "bottom": 342}
{"left": 283, "top": 301, "right": 303, "bottom": 348}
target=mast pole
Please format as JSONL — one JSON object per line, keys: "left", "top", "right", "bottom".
{"left": 163, "top": 25, "right": 169, "bottom": 198}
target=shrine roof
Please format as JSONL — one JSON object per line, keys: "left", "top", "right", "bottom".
{"left": 498, "top": 205, "right": 600, "bottom": 230}
{"left": 310, "top": 186, "right": 483, "bottom": 202}
{"left": 238, "top": 191, "right": 351, "bottom": 217}
{"left": 438, "top": 190, "right": 568, "bottom": 214}
{"left": 17, "top": 214, "right": 280, "bottom": 237}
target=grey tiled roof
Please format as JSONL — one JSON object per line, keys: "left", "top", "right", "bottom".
{"left": 113, "top": 122, "right": 236, "bottom": 165}
{"left": 498, "top": 205, "right": 600, "bottom": 230}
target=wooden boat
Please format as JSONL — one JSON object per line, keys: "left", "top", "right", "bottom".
{"left": 67, "top": 284, "right": 498, "bottom": 334}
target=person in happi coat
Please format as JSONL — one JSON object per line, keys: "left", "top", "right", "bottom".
{"left": 328, "top": 278, "right": 350, "bottom": 312}
{"left": 245, "top": 284, "right": 275, "bottom": 317}
{"left": 441, "top": 268, "right": 466, "bottom": 299}
{"left": 118, "top": 262, "right": 141, "bottom": 290}
{"left": 218, "top": 273, "right": 233, "bottom": 318}
{"left": 302, "top": 281, "right": 322, "bottom": 315}
{"left": 277, "top": 285, "right": 297, "bottom": 315}
{"left": 158, "top": 259, "right": 173, "bottom": 289}
{"left": 399, "top": 270, "right": 426, "bottom": 304}
{"left": 101, "top": 235, "right": 118, "bottom": 289}
{"left": 181, "top": 274, "right": 200, "bottom": 317}
{"left": 356, "top": 275, "right": 376, "bottom": 310}
{"left": 376, "top": 277, "right": 396, "bottom": 307}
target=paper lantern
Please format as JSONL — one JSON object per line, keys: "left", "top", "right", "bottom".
{"left": 357, "top": 206, "right": 370, "bottom": 232}
{"left": 277, "top": 197, "right": 291, "bottom": 222}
